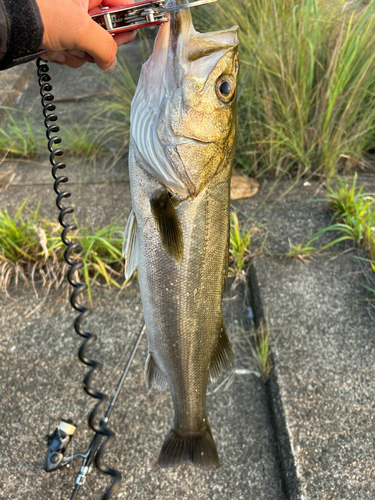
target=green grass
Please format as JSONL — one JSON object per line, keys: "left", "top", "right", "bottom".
{"left": 285, "top": 175, "right": 375, "bottom": 298}
{"left": 251, "top": 318, "right": 272, "bottom": 381}
{"left": 196, "top": 0, "right": 375, "bottom": 178}
{"left": 0, "top": 198, "right": 63, "bottom": 289}
{"left": 77, "top": 220, "right": 128, "bottom": 304}
{"left": 326, "top": 174, "right": 375, "bottom": 297}
{"left": 0, "top": 199, "right": 130, "bottom": 303}
{"left": 285, "top": 239, "right": 318, "bottom": 262}
{"left": 0, "top": 111, "right": 108, "bottom": 161}
{"left": 0, "top": 112, "right": 44, "bottom": 158}
{"left": 284, "top": 226, "right": 350, "bottom": 260}
{"left": 228, "top": 210, "right": 263, "bottom": 289}
{"left": 89, "top": 39, "right": 152, "bottom": 155}
{"left": 61, "top": 124, "right": 108, "bottom": 159}
{"left": 326, "top": 173, "right": 375, "bottom": 252}
{"left": 228, "top": 211, "right": 256, "bottom": 275}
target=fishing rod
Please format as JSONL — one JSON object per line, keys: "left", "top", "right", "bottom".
{"left": 44, "top": 322, "right": 145, "bottom": 499}
{"left": 67, "top": 324, "right": 146, "bottom": 500}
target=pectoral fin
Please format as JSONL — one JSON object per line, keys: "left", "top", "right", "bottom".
{"left": 209, "top": 322, "right": 233, "bottom": 382}
{"left": 145, "top": 353, "right": 168, "bottom": 391}
{"left": 122, "top": 210, "right": 139, "bottom": 279}
{"left": 150, "top": 190, "right": 183, "bottom": 262}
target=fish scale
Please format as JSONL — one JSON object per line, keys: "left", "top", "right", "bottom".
{"left": 124, "top": 0, "right": 239, "bottom": 469}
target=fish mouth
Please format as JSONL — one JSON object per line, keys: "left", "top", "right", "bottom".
{"left": 130, "top": 1, "right": 238, "bottom": 197}
{"left": 166, "top": 1, "right": 239, "bottom": 87}
{"left": 174, "top": 137, "right": 215, "bottom": 146}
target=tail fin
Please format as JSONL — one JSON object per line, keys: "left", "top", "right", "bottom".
{"left": 158, "top": 425, "right": 220, "bottom": 470}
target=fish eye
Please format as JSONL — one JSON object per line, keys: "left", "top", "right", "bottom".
{"left": 216, "top": 77, "right": 235, "bottom": 103}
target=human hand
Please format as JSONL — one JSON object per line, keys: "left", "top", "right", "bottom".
{"left": 36, "top": 0, "right": 136, "bottom": 71}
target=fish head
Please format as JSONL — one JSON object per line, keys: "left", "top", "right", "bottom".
{"left": 131, "top": 1, "right": 239, "bottom": 198}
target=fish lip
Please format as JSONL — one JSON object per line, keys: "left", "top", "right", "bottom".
{"left": 174, "top": 137, "right": 215, "bottom": 146}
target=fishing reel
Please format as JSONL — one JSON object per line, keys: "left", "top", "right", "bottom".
{"left": 44, "top": 418, "right": 97, "bottom": 493}
{"left": 44, "top": 419, "right": 77, "bottom": 472}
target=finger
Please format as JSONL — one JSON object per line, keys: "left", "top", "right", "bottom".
{"left": 78, "top": 17, "right": 118, "bottom": 70}
{"left": 88, "top": 0, "right": 135, "bottom": 12}
{"left": 45, "top": 50, "right": 67, "bottom": 64}
{"left": 67, "top": 49, "right": 95, "bottom": 64}
{"left": 100, "top": 0, "right": 135, "bottom": 6}
{"left": 113, "top": 30, "right": 137, "bottom": 47}
{"left": 88, "top": 0, "right": 102, "bottom": 9}
{"left": 43, "top": 58, "right": 64, "bottom": 66}
{"left": 45, "top": 50, "right": 88, "bottom": 69}
{"left": 63, "top": 54, "right": 87, "bottom": 69}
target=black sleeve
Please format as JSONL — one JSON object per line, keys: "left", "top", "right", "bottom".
{"left": 0, "top": 0, "right": 44, "bottom": 71}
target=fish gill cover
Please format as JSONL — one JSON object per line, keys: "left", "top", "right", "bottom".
{"left": 131, "top": 0, "right": 239, "bottom": 197}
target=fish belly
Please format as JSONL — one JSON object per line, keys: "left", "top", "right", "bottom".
{"left": 129, "top": 147, "right": 232, "bottom": 469}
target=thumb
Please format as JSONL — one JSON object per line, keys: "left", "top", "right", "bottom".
{"left": 74, "top": 15, "right": 118, "bottom": 71}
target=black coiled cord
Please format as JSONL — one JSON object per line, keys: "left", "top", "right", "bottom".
{"left": 36, "top": 58, "right": 121, "bottom": 499}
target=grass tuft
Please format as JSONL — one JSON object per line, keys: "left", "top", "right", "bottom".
{"left": 251, "top": 317, "right": 272, "bottom": 381}
{"left": 286, "top": 175, "right": 375, "bottom": 299}
{"left": 326, "top": 175, "right": 375, "bottom": 298}
{"left": 326, "top": 173, "right": 375, "bottom": 252}
{"left": 0, "top": 199, "right": 65, "bottom": 293}
{"left": 285, "top": 238, "right": 317, "bottom": 262}
{"left": 89, "top": 43, "right": 152, "bottom": 156}
{"left": 0, "top": 200, "right": 131, "bottom": 303}
{"left": 229, "top": 211, "right": 259, "bottom": 276}
{"left": 77, "top": 220, "right": 129, "bottom": 304}
{"left": 0, "top": 112, "right": 44, "bottom": 158}
{"left": 61, "top": 124, "right": 108, "bottom": 159}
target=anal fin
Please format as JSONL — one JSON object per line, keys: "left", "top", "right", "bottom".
{"left": 209, "top": 321, "right": 233, "bottom": 382}
{"left": 145, "top": 353, "right": 168, "bottom": 391}
{"left": 150, "top": 190, "right": 183, "bottom": 262}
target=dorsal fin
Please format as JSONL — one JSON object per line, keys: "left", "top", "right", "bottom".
{"left": 122, "top": 210, "right": 139, "bottom": 279}
{"left": 150, "top": 190, "right": 183, "bottom": 262}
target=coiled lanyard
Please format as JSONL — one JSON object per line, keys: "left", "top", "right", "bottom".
{"left": 37, "top": 57, "right": 145, "bottom": 500}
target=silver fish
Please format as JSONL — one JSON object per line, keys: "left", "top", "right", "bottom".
{"left": 123, "top": 0, "right": 239, "bottom": 470}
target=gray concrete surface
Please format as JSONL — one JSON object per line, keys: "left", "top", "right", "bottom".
{"left": 235, "top": 176, "right": 375, "bottom": 500}
{"left": 0, "top": 161, "right": 284, "bottom": 500}
{"left": 0, "top": 62, "right": 34, "bottom": 112}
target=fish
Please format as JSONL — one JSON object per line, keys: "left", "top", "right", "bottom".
{"left": 123, "top": 0, "right": 239, "bottom": 470}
